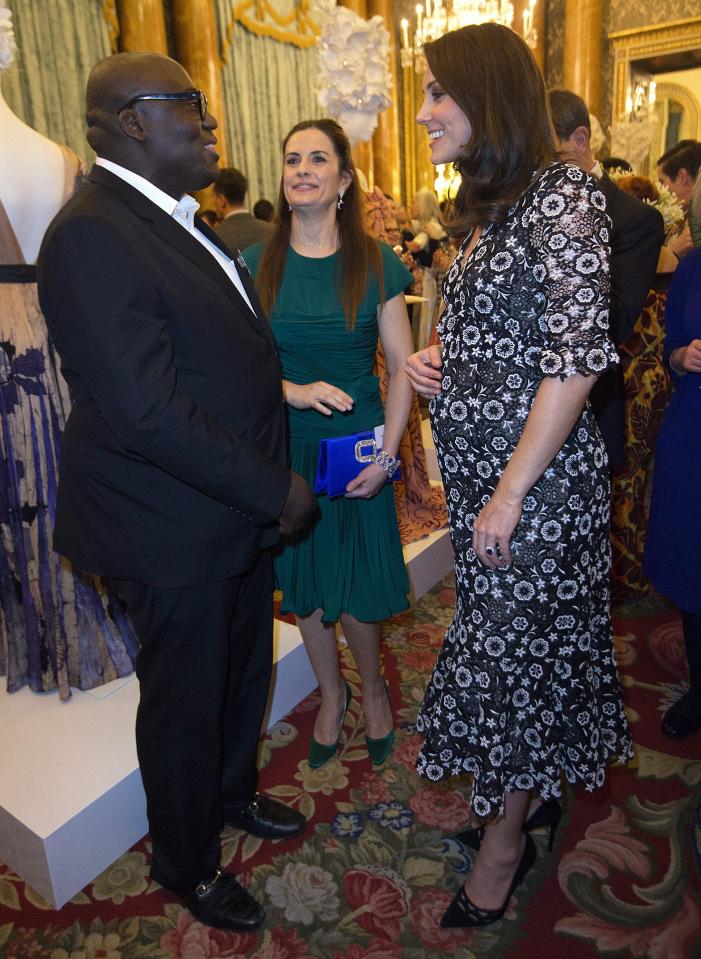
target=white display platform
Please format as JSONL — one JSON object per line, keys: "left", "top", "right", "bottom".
{"left": 0, "top": 515, "right": 452, "bottom": 909}
{"left": 421, "top": 414, "right": 440, "bottom": 484}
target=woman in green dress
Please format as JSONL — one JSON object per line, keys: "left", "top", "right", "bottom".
{"left": 244, "top": 119, "right": 414, "bottom": 768}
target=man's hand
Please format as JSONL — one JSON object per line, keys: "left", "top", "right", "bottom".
{"left": 406, "top": 345, "right": 443, "bottom": 398}
{"left": 279, "top": 472, "right": 317, "bottom": 535}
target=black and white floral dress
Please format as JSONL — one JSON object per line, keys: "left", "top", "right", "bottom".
{"left": 416, "top": 162, "right": 633, "bottom": 817}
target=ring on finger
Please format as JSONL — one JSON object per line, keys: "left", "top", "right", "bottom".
{"left": 484, "top": 546, "right": 495, "bottom": 557}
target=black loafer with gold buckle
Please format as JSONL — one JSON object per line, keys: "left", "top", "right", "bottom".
{"left": 225, "top": 793, "right": 306, "bottom": 839}
{"left": 176, "top": 868, "right": 265, "bottom": 931}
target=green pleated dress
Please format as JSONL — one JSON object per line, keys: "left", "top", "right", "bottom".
{"left": 243, "top": 241, "right": 411, "bottom": 623}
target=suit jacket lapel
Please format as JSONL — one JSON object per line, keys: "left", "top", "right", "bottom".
{"left": 88, "top": 166, "right": 274, "bottom": 347}
{"left": 195, "top": 216, "right": 272, "bottom": 333}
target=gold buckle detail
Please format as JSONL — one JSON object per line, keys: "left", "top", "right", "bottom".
{"left": 195, "top": 867, "right": 222, "bottom": 898}
{"left": 354, "top": 437, "right": 376, "bottom": 463}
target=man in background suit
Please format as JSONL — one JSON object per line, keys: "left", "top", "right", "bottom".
{"left": 214, "top": 166, "right": 273, "bottom": 252}
{"left": 548, "top": 89, "right": 664, "bottom": 469}
{"left": 37, "top": 52, "right": 316, "bottom": 931}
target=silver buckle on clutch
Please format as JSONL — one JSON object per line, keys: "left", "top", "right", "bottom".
{"left": 355, "top": 437, "right": 376, "bottom": 463}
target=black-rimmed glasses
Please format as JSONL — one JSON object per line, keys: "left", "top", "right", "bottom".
{"left": 119, "top": 90, "right": 208, "bottom": 121}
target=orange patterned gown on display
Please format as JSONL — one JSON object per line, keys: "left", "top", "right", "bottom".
{"left": 364, "top": 187, "right": 447, "bottom": 544}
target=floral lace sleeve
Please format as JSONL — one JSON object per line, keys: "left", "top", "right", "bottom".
{"left": 526, "top": 164, "right": 619, "bottom": 379}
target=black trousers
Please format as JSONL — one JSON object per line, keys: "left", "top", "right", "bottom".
{"left": 111, "top": 551, "right": 274, "bottom": 890}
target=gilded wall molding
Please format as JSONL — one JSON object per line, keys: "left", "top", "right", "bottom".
{"left": 221, "top": 0, "right": 321, "bottom": 58}
{"left": 609, "top": 17, "right": 701, "bottom": 121}
{"left": 656, "top": 81, "right": 700, "bottom": 139}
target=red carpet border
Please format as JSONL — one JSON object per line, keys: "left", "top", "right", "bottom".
{"left": 0, "top": 579, "right": 700, "bottom": 958}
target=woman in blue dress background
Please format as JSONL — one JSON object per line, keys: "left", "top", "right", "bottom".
{"left": 644, "top": 247, "right": 701, "bottom": 738}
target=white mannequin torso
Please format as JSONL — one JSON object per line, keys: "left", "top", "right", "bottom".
{"left": 0, "top": 89, "right": 65, "bottom": 264}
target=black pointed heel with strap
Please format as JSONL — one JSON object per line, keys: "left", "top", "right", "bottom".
{"left": 440, "top": 833, "right": 537, "bottom": 928}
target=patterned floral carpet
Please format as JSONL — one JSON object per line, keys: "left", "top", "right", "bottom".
{"left": 1, "top": 575, "right": 700, "bottom": 959}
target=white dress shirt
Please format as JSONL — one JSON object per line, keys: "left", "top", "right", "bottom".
{"left": 95, "top": 157, "right": 255, "bottom": 314}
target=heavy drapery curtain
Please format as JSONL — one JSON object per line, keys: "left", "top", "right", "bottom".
{"left": 214, "top": 1, "right": 323, "bottom": 208}
{"left": 1, "top": 0, "right": 111, "bottom": 165}
{"left": 2, "top": 0, "right": 324, "bottom": 202}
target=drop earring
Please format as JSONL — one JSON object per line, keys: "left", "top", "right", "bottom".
{"left": 337, "top": 189, "right": 345, "bottom": 210}
{"left": 288, "top": 202, "right": 292, "bottom": 211}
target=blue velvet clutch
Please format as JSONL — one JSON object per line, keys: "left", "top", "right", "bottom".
{"left": 313, "top": 427, "right": 400, "bottom": 498}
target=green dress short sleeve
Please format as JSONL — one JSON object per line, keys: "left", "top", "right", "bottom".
{"left": 245, "top": 239, "right": 410, "bottom": 623}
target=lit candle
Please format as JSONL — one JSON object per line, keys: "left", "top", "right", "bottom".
{"left": 401, "top": 18, "right": 409, "bottom": 50}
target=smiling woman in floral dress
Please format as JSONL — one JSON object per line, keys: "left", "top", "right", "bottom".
{"left": 405, "top": 24, "right": 633, "bottom": 929}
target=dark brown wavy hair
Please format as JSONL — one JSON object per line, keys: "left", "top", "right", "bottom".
{"left": 255, "top": 118, "right": 383, "bottom": 331}
{"left": 424, "top": 23, "right": 555, "bottom": 235}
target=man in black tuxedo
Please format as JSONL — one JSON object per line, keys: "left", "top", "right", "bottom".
{"left": 548, "top": 90, "right": 664, "bottom": 468}
{"left": 37, "top": 52, "right": 316, "bottom": 931}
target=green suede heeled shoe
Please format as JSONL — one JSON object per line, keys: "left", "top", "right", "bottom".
{"left": 365, "top": 681, "right": 395, "bottom": 766}
{"left": 308, "top": 681, "right": 351, "bottom": 769}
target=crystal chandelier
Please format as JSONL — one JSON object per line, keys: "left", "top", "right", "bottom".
{"left": 400, "top": 0, "right": 514, "bottom": 71}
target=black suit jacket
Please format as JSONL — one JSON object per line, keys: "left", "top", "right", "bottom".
{"left": 590, "top": 173, "right": 664, "bottom": 467}
{"left": 37, "top": 166, "right": 291, "bottom": 587}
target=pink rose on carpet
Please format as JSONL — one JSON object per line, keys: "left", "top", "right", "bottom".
{"left": 257, "top": 927, "right": 315, "bottom": 959}
{"left": 343, "top": 866, "right": 411, "bottom": 938}
{"left": 333, "top": 940, "right": 403, "bottom": 959}
{"left": 411, "top": 889, "right": 468, "bottom": 952}
{"left": 436, "top": 587, "right": 456, "bottom": 606}
{"left": 160, "top": 911, "right": 250, "bottom": 958}
{"left": 648, "top": 620, "right": 688, "bottom": 678}
{"left": 405, "top": 625, "right": 444, "bottom": 648}
{"left": 359, "top": 772, "right": 393, "bottom": 805}
{"left": 393, "top": 734, "right": 423, "bottom": 770}
{"left": 408, "top": 786, "right": 472, "bottom": 830}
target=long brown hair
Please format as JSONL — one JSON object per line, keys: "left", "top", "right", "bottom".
{"left": 256, "top": 118, "right": 384, "bottom": 331}
{"left": 424, "top": 23, "right": 555, "bottom": 235}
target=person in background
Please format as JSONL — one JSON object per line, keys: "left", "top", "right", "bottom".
{"left": 406, "top": 24, "right": 632, "bottom": 929}
{"left": 548, "top": 89, "right": 664, "bottom": 471}
{"left": 214, "top": 166, "right": 273, "bottom": 251}
{"left": 657, "top": 141, "right": 701, "bottom": 261}
{"left": 644, "top": 246, "right": 701, "bottom": 738}
{"left": 199, "top": 208, "right": 220, "bottom": 228}
{"left": 601, "top": 156, "right": 632, "bottom": 173}
{"left": 253, "top": 198, "right": 274, "bottom": 222}
{"left": 244, "top": 119, "right": 414, "bottom": 771}
{"left": 407, "top": 188, "right": 446, "bottom": 267}
{"left": 688, "top": 168, "right": 701, "bottom": 247}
